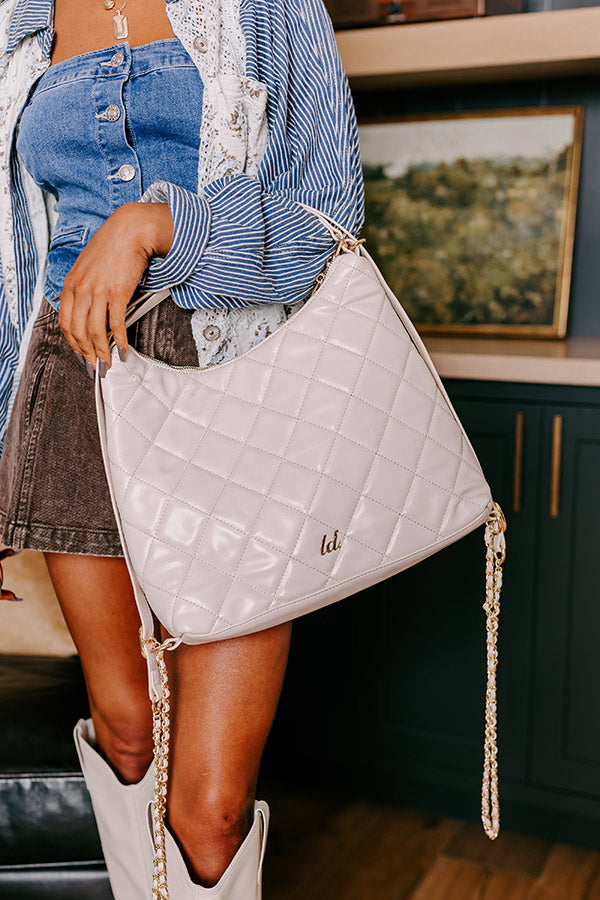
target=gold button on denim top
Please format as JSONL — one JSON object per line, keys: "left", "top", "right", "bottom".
{"left": 16, "top": 38, "right": 204, "bottom": 306}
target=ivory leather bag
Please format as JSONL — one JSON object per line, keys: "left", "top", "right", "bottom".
{"left": 95, "top": 208, "right": 506, "bottom": 894}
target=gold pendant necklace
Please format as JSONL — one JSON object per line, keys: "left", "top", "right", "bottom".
{"left": 103, "top": 0, "right": 129, "bottom": 40}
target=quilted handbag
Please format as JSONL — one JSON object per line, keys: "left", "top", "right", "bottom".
{"left": 95, "top": 207, "right": 506, "bottom": 892}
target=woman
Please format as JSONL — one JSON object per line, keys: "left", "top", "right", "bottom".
{"left": 0, "top": 0, "right": 363, "bottom": 894}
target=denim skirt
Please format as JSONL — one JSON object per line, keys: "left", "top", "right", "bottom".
{"left": 0, "top": 296, "right": 199, "bottom": 556}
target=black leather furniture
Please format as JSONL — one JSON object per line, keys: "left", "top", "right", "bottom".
{"left": 0, "top": 654, "right": 112, "bottom": 899}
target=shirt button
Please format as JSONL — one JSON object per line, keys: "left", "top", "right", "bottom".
{"left": 116, "top": 164, "right": 136, "bottom": 182}
{"left": 104, "top": 104, "right": 121, "bottom": 122}
{"left": 203, "top": 325, "right": 220, "bottom": 341}
{"left": 110, "top": 51, "right": 125, "bottom": 67}
{"left": 193, "top": 35, "right": 208, "bottom": 53}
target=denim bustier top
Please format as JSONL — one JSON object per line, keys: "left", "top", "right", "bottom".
{"left": 16, "top": 38, "right": 204, "bottom": 305}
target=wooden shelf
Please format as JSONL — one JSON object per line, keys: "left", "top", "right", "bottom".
{"left": 424, "top": 336, "right": 600, "bottom": 386}
{"left": 335, "top": 7, "right": 600, "bottom": 89}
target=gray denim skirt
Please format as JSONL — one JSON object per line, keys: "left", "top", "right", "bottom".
{"left": 0, "top": 296, "right": 199, "bottom": 556}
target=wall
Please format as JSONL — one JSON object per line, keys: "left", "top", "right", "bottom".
{"left": 0, "top": 549, "right": 75, "bottom": 656}
{"left": 352, "top": 0, "right": 600, "bottom": 337}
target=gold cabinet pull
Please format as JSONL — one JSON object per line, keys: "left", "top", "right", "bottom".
{"left": 512, "top": 412, "right": 524, "bottom": 514}
{"left": 550, "top": 414, "right": 563, "bottom": 519}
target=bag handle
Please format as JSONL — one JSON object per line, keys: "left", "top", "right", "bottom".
{"left": 298, "top": 202, "right": 359, "bottom": 243}
{"left": 105, "top": 287, "right": 172, "bottom": 351}
{"left": 120, "top": 287, "right": 172, "bottom": 335}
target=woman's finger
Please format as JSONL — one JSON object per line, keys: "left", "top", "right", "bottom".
{"left": 57, "top": 283, "right": 85, "bottom": 356}
{"left": 87, "top": 291, "right": 112, "bottom": 368}
{"left": 108, "top": 295, "right": 129, "bottom": 361}
{"left": 69, "top": 287, "right": 96, "bottom": 362}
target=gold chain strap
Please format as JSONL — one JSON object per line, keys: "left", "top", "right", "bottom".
{"left": 312, "top": 235, "right": 366, "bottom": 294}
{"left": 140, "top": 634, "right": 178, "bottom": 900}
{"left": 481, "top": 502, "right": 506, "bottom": 840}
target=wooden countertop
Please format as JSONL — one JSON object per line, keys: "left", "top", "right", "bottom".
{"left": 424, "top": 336, "right": 600, "bottom": 386}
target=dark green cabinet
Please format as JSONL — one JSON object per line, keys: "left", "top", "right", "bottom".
{"left": 265, "top": 380, "right": 600, "bottom": 848}
{"left": 533, "top": 404, "right": 600, "bottom": 800}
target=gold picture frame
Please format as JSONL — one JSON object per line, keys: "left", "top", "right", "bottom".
{"left": 358, "top": 107, "right": 584, "bottom": 338}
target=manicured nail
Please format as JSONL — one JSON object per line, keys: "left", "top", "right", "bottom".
{"left": 73, "top": 350, "right": 85, "bottom": 366}
{"left": 118, "top": 346, "right": 128, "bottom": 363}
{"left": 85, "top": 361, "right": 95, "bottom": 379}
{"left": 97, "top": 359, "right": 107, "bottom": 379}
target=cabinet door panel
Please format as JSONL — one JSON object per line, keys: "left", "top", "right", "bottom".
{"left": 533, "top": 406, "right": 600, "bottom": 795}
{"left": 375, "top": 397, "right": 541, "bottom": 782}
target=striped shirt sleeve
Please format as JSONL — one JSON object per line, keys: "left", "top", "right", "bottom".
{"left": 141, "top": 0, "right": 364, "bottom": 310}
{"left": 0, "top": 267, "right": 19, "bottom": 458}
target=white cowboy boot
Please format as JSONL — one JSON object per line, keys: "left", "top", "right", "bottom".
{"left": 160, "top": 800, "right": 270, "bottom": 898}
{"left": 74, "top": 718, "right": 155, "bottom": 900}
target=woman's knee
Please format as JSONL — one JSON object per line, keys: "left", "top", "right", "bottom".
{"left": 91, "top": 697, "right": 154, "bottom": 783}
{"left": 166, "top": 782, "right": 255, "bottom": 886}
{"left": 169, "top": 778, "right": 254, "bottom": 848}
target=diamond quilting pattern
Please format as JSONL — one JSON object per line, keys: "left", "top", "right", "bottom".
{"left": 98, "top": 250, "right": 493, "bottom": 643}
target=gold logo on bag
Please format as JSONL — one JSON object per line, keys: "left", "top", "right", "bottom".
{"left": 321, "top": 530, "right": 342, "bottom": 555}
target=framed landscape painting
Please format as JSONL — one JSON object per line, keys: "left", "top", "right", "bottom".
{"left": 358, "top": 107, "right": 584, "bottom": 338}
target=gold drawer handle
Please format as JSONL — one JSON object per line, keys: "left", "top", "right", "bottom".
{"left": 512, "top": 412, "right": 524, "bottom": 514}
{"left": 550, "top": 414, "right": 563, "bottom": 519}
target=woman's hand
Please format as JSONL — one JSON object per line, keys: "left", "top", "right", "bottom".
{"left": 58, "top": 202, "right": 174, "bottom": 372}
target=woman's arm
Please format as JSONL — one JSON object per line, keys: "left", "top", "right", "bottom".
{"left": 140, "top": 0, "right": 364, "bottom": 309}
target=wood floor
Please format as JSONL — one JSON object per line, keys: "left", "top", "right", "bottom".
{"left": 260, "top": 784, "right": 600, "bottom": 900}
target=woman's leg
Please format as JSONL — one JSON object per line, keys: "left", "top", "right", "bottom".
{"left": 44, "top": 552, "right": 292, "bottom": 888}
{"left": 44, "top": 553, "right": 157, "bottom": 900}
{"left": 162, "top": 622, "right": 292, "bottom": 888}
{"left": 44, "top": 552, "right": 154, "bottom": 783}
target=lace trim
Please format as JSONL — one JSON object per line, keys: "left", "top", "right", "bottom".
{"left": 166, "top": 0, "right": 269, "bottom": 189}
{"left": 164, "top": 0, "right": 271, "bottom": 364}
{"left": 191, "top": 301, "right": 305, "bottom": 369}
{"left": 0, "top": 28, "right": 49, "bottom": 328}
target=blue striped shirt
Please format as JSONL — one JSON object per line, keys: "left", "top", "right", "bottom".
{"left": 0, "top": 0, "right": 364, "bottom": 451}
